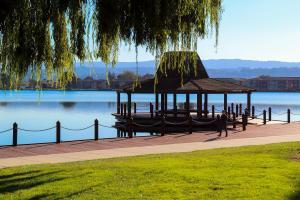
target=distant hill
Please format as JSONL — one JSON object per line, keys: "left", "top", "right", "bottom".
{"left": 74, "top": 59, "right": 300, "bottom": 79}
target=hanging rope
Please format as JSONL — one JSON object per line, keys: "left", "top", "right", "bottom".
{"left": 61, "top": 124, "right": 94, "bottom": 131}
{"left": 18, "top": 126, "right": 56, "bottom": 132}
{"left": 132, "top": 121, "right": 162, "bottom": 128}
{"left": 164, "top": 120, "right": 189, "bottom": 126}
{"left": 0, "top": 128, "right": 13, "bottom": 134}
{"left": 192, "top": 119, "right": 217, "bottom": 126}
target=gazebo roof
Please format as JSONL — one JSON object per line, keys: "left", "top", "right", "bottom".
{"left": 120, "top": 51, "right": 255, "bottom": 94}
{"left": 177, "top": 78, "right": 255, "bottom": 93}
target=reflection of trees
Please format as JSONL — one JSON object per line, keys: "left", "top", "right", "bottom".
{"left": 60, "top": 102, "right": 76, "bottom": 109}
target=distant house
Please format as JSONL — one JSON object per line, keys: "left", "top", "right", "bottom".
{"left": 243, "top": 76, "right": 300, "bottom": 91}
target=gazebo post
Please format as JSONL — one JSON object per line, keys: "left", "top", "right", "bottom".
{"left": 186, "top": 93, "right": 190, "bottom": 114}
{"left": 197, "top": 93, "right": 202, "bottom": 118}
{"left": 204, "top": 93, "right": 208, "bottom": 118}
{"left": 173, "top": 93, "right": 177, "bottom": 110}
{"left": 165, "top": 93, "right": 168, "bottom": 111}
{"left": 155, "top": 93, "right": 159, "bottom": 111}
{"left": 161, "top": 93, "right": 165, "bottom": 114}
{"left": 247, "top": 92, "right": 251, "bottom": 111}
{"left": 117, "top": 92, "right": 121, "bottom": 114}
{"left": 127, "top": 92, "right": 132, "bottom": 118}
{"left": 224, "top": 93, "right": 228, "bottom": 112}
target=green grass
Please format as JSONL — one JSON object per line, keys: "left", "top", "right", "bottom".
{"left": 1, "top": 143, "right": 300, "bottom": 200}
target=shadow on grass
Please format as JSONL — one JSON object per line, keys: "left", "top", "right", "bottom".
{"left": 0, "top": 170, "right": 65, "bottom": 196}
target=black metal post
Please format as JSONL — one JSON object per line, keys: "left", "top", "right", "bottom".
{"left": 186, "top": 93, "right": 190, "bottom": 116}
{"left": 252, "top": 106, "right": 255, "bottom": 119}
{"left": 150, "top": 103, "right": 154, "bottom": 118}
{"left": 197, "top": 93, "right": 202, "bottom": 118}
{"left": 117, "top": 92, "right": 121, "bottom": 114}
{"left": 224, "top": 94, "right": 228, "bottom": 112}
{"left": 228, "top": 106, "right": 231, "bottom": 119}
{"left": 242, "top": 114, "right": 246, "bottom": 131}
{"left": 263, "top": 110, "right": 267, "bottom": 125}
{"left": 161, "top": 115, "right": 165, "bottom": 136}
{"left": 233, "top": 113, "right": 236, "bottom": 128}
{"left": 155, "top": 93, "right": 159, "bottom": 111}
{"left": 94, "top": 119, "right": 99, "bottom": 140}
{"left": 268, "top": 107, "right": 272, "bottom": 121}
{"left": 204, "top": 93, "right": 208, "bottom": 118}
{"left": 189, "top": 115, "right": 193, "bottom": 134}
{"left": 124, "top": 104, "right": 127, "bottom": 117}
{"left": 239, "top": 104, "right": 242, "bottom": 116}
{"left": 165, "top": 93, "right": 168, "bottom": 111}
{"left": 133, "top": 102, "right": 137, "bottom": 114}
{"left": 212, "top": 105, "right": 215, "bottom": 119}
{"left": 231, "top": 103, "right": 234, "bottom": 115}
{"left": 120, "top": 103, "right": 123, "bottom": 116}
{"left": 173, "top": 93, "right": 177, "bottom": 111}
{"left": 13, "top": 122, "right": 18, "bottom": 146}
{"left": 161, "top": 93, "right": 165, "bottom": 114}
{"left": 128, "top": 93, "right": 132, "bottom": 118}
{"left": 56, "top": 121, "right": 61, "bottom": 144}
{"left": 236, "top": 104, "right": 239, "bottom": 117}
{"left": 247, "top": 92, "right": 251, "bottom": 111}
{"left": 287, "top": 109, "right": 291, "bottom": 123}
{"left": 128, "top": 117, "right": 133, "bottom": 138}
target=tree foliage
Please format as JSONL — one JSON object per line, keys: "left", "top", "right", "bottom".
{"left": 0, "top": 0, "right": 222, "bottom": 89}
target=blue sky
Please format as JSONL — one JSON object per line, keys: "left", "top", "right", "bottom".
{"left": 118, "top": 0, "right": 300, "bottom": 62}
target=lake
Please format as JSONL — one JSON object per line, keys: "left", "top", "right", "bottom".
{"left": 0, "top": 90, "right": 300, "bottom": 146}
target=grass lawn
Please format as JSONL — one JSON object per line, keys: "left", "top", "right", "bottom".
{"left": 1, "top": 142, "right": 300, "bottom": 200}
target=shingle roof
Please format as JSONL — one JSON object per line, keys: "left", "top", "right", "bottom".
{"left": 176, "top": 78, "right": 255, "bottom": 93}
{"left": 120, "top": 51, "right": 255, "bottom": 93}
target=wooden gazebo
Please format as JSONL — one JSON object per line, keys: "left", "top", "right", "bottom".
{"left": 114, "top": 51, "right": 255, "bottom": 135}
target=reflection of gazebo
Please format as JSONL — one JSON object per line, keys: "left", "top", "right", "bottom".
{"left": 114, "top": 51, "right": 255, "bottom": 134}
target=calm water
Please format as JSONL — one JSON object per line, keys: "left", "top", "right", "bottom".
{"left": 0, "top": 90, "right": 300, "bottom": 146}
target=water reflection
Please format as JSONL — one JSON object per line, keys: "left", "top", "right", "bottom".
{"left": 0, "top": 102, "right": 8, "bottom": 107}
{"left": 60, "top": 102, "right": 76, "bottom": 109}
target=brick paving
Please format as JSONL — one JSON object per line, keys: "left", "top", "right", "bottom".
{"left": 0, "top": 122, "right": 300, "bottom": 159}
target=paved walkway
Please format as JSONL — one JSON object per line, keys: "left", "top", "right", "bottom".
{"left": 0, "top": 122, "right": 300, "bottom": 169}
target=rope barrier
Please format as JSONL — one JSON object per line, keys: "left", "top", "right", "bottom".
{"left": 0, "top": 128, "right": 13, "bottom": 134}
{"left": 164, "top": 120, "right": 189, "bottom": 126}
{"left": 98, "top": 124, "right": 114, "bottom": 129}
{"left": 192, "top": 119, "right": 217, "bottom": 126}
{"left": 291, "top": 112, "right": 300, "bottom": 116}
{"left": 132, "top": 121, "right": 162, "bottom": 128}
{"left": 18, "top": 126, "right": 56, "bottom": 132}
{"left": 271, "top": 112, "right": 287, "bottom": 115}
{"left": 61, "top": 124, "right": 94, "bottom": 131}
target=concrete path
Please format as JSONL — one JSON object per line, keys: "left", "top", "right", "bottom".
{"left": 1, "top": 133, "right": 300, "bottom": 169}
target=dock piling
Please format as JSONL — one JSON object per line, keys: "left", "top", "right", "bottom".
{"left": 242, "top": 114, "right": 246, "bottom": 131}
{"left": 233, "top": 113, "right": 236, "bottom": 128}
{"left": 239, "top": 104, "right": 242, "bottom": 116}
{"left": 252, "top": 106, "right": 255, "bottom": 119}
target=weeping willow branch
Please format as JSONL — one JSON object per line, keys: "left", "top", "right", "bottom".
{"left": 0, "top": 0, "right": 222, "bottom": 89}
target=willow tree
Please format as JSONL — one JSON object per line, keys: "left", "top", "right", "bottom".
{"left": 0, "top": 0, "right": 222, "bottom": 89}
